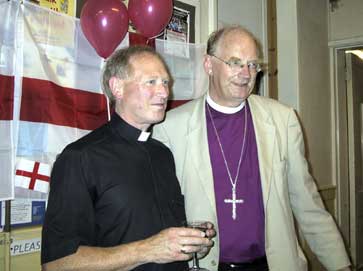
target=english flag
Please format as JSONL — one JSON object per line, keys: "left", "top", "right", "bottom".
{"left": 15, "top": 159, "right": 51, "bottom": 193}
{"left": 0, "top": 0, "right": 207, "bottom": 201}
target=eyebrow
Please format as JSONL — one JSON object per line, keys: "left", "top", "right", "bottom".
{"left": 228, "top": 56, "right": 259, "bottom": 61}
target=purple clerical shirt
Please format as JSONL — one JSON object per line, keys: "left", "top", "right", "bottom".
{"left": 206, "top": 102, "right": 265, "bottom": 263}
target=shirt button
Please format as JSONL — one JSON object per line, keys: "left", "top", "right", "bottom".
{"left": 211, "top": 260, "right": 217, "bottom": 266}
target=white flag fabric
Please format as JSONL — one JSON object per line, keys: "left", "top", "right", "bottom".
{"left": 0, "top": 0, "right": 207, "bottom": 201}
{"left": 156, "top": 39, "right": 208, "bottom": 102}
{"left": 0, "top": 0, "right": 116, "bottom": 200}
{"left": 0, "top": 0, "right": 19, "bottom": 200}
{"left": 15, "top": 158, "right": 51, "bottom": 193}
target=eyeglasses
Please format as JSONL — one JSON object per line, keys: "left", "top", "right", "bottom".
{"left": 209, "top": 54, "right": 262, "bottom": 73}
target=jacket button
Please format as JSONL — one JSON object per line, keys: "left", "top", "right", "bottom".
{"left": 211, "top": 260, "right": 217, "bottom": 266}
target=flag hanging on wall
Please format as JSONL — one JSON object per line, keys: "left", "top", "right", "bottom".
{"left": 0, "top": 0, "right": 114, "bottom": 201}
{"left": 15, "top": 158, "right": 51, "bottom": 193}
{"left": 0, "top": 0, "right": 207, "bottom": 202}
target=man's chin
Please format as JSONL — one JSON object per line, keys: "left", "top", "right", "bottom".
{"left": 231, "top": 87, "right": 252, "bottom": 100}
{"left": 151, "top": 114, "right": 166, "bottom": 125}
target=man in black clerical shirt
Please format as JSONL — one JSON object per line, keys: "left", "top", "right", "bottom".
{"left": 41, "top": 46, "right": 215, "bottom": 271}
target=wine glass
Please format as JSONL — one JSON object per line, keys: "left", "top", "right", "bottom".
{"left": 185, "top": 220, "right": 210, "bottom": 271}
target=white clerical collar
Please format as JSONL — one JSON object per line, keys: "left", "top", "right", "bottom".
{"left": 137, "top": 131, "right": 151, "bottom": 142}
{"left": 206, "top": 93, "right": 245, "bottom": 114}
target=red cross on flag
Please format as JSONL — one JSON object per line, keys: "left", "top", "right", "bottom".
{"left": 15, "top": 159, "right": 51, "bottom": 193}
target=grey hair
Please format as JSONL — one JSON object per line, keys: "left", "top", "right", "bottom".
{"left": 101, "top": 45, "right": 170, "bottom": 107}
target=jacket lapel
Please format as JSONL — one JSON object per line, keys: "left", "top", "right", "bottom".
{"left": 187, "top": 96, "right": 217, "bottom": 210}
{"left": 248, "top": 95, "right": 276, "bottom": 210}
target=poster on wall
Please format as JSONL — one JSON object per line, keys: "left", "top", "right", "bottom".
{"left": 26, "top": 0, "right": 76, "bottom": 16}
{"left": 24, "top": 2, "right": 76, "bottom": 47}
{"left": 163, "top": 6, "right": 190, "bottom": 43}
{"left": 163, "top": 0, "right": 196, "bottom": 44}
{"left": 160, "top": 1, "right": 196, "bottom": 58}
{"left": 0, "top": 199, "right": 47, "bottom": 229}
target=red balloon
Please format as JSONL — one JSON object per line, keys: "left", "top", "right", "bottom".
{"left": 128, "top": 0, "right": 173, "bottom": 38}
{"left": 80, "top": 0, "right": 129, "bottom": 58}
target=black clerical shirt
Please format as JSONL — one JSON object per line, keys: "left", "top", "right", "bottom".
{"left": 41, "top": 113, "right": 187, "bottom": 271}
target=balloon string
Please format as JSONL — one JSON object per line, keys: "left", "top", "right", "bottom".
{"left": 106, "top": 96, "right": 111, "bottom": 121}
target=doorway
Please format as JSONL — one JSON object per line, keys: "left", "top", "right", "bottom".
{"left": 334, "top": 47, "right": 363, "bottom": 270}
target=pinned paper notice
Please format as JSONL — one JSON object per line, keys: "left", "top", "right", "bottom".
{"left": 10, "top": 237, "right": 41, "bottom": 256}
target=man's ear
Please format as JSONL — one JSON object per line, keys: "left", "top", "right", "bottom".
{"left": 203, "top": 54, "right": 213, "bottom": 76}
{"left": 109, "top": 76, "right": 124, "bottom": 99}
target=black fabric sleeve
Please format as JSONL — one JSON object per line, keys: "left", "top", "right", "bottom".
{"left": 41, "top": 146, "right": 95, "bottom": 264}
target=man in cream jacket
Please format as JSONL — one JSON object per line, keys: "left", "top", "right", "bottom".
{"left": 153, "top": 26, "right": 351, "bottom": 271}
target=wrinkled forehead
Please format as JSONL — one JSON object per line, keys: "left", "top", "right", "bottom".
{"left": 217, "top": 30, "right": 259, "bottom": 59}
{"left": 128, "top": 53, "right": 170, "bottom": 79}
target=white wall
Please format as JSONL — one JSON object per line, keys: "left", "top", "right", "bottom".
{"left": 329, "top": 0, "right": 363, "bottom": 42}
{"left": 217, "top": 0, "right": 265, "bottom": 44}
{"left": 200, "top": 0, "right": 218, "bottom": 42}
{"left": 276, "top": 0, "right": 333, "bottom": 188}
{"left": 275, "top": 0, "right": 299, "bottom": 109}
{"left": 297, "top": 0, "right": 332, "bottom": 188}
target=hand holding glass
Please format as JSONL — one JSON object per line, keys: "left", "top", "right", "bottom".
{"left": 185, "top": 221, "right": 210, "bottom": 271}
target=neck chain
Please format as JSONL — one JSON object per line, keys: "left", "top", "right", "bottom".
{"left": 206, "top": 102, "right": 248, "bottom": 220}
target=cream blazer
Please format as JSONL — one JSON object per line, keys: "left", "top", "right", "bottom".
{"left": 153, "top": 94, "right": 350, "bottom": 271}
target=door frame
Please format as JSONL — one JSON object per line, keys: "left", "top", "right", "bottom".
{"left": 329, "top": 37, "right": 363, "bottom": 267}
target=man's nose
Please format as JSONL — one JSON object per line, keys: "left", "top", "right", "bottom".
{"left": 239, "top": 64, "right": 251, "bottom": 77}
{"left": 156, "top": 84, "right": 169, "bottom": 98}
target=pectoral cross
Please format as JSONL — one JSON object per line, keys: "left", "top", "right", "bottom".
{"left": 224, "top": 186, "right": 244, "bottom": 220}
